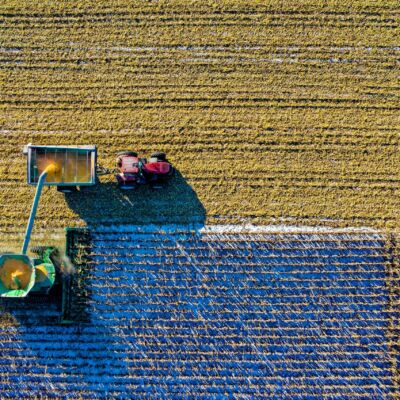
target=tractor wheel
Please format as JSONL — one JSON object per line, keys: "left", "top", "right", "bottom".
{"left": 117, "top": 151, "right": 138, "bottom": 157}
{"left": 57, "top": 186, "right": 78, "bottom": 193}
{"left": 30, "top": 246, "right": 48, "bottom": 255}
{"left": 151, "top": 151, "right": 166, "bottom": 161}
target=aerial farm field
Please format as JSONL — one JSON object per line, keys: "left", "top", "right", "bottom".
{"left": 0, "top": 0, "right": 400, "bottom": 250}
{"left": 0, "top": 0, "right": 399, "bottom": 398}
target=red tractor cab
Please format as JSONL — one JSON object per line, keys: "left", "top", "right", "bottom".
{"left": 141, "top": 152, "right": 174, "bottom": 189}
{"left": 115, "top": 151, "right": 144, "bottom": 189}
{"left": 115, "top": 151, "right": 173, "bottom": 189}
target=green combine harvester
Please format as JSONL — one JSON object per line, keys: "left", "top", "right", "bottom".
{"left": 0, "top": 144, "right": 97, "bottom": 323}
{"left": 0, "top": 250, "right": 56, "bottom": 298}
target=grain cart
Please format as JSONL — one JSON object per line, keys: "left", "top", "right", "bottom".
{"left": 25, "top": 144, "right": 97, "bottom": 193}
{"left": 22, "top": 144, "right": 97, "bottom": 253}
{"left": 0, "top": 145, "right": 97, "bottom": 323}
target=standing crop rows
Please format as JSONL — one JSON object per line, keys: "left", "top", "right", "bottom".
{"left": 0, "top": 226, "right": 399, "bottom": 398}
{"left": 1, "top": 1, "right": 400, "bottom": 251}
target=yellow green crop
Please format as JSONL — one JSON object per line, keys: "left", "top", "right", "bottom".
{"left": 0, "top": 1, "right": 400, "bottom": 251}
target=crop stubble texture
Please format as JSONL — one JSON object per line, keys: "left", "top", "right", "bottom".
{"left": 0, "top": 1, "right": 400, "bottom": 250}
{"left": 0, "top": 226, "right": 399, "bottom": 398}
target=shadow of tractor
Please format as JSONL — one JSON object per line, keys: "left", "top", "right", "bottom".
{"left": 64, "top": 170, "right": 206, "bottom": 227}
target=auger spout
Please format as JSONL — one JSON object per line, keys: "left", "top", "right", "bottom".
{"left": 21, "top": 164, "right": 59, "bottom": 255}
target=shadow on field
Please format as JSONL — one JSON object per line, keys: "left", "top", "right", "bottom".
{"left": 0, "top": 170, "right": 205, "bottom": 330}
{"left": 64, "top": 170, "right": 206, "bottom": 227}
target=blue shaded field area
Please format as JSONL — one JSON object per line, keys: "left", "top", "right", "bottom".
{"left": 0, "top": 226, "right": 398, "bottom": 399}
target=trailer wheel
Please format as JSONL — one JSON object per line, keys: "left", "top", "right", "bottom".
{"left": 57, "top": 186, "right": 78, "bottom": 193}
{"left": 151, "top": 152, "right": 166, "bottom": 161}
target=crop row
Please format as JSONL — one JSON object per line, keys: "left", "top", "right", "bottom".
{"left": 1, "top": 16, "right": 399, "bottom": 48}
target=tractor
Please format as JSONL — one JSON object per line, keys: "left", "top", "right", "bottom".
{"left": 115, "top": 151, "right": 174, "bottom": 190}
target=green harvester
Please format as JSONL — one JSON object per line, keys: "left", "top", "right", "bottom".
{"left": 0, "top": 144, "right": 97, "bottom": 323}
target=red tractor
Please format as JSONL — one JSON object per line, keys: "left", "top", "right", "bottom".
{"left": 115, "top": 151, "right": 174, "bottom": 189}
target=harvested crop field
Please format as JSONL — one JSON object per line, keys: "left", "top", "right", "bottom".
{"left": 0, "top": 1, "right": 400, "bottom": 398}
{"left": 1, "top": 0, "right": 400, "bottom": 250}
{"left": 1, "top": 226, "right": 399, "bottom": 398}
